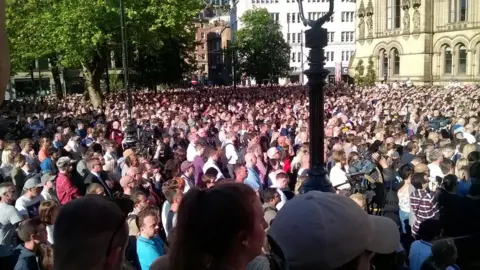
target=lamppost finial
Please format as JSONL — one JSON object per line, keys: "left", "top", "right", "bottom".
{"left": 298, "top": 0, "right": 334, "bottom": 27}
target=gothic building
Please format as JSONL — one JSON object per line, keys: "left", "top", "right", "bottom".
{"left": 350, "top": 0, "right": 480, "bottom": 85}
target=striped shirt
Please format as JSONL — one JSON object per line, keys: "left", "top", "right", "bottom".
{"left": 410, "top": 189, "right": 439, "bottom": 234}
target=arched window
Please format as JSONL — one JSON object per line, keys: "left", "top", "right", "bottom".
{"left": 379, "top": 49, "right": 388, "bottom": 77}
{"left": 458, "top": 44, "right": 467, "bottom": 74}
{"left": 444, "top": 46, "right": 452, "bottom": 74}
{"left": 392, "top": 48, "right": 400, "bottom": 75}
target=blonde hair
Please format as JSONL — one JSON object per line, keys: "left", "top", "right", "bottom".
{"left": 294, "top": 176, "right": 307, "bottom": 195}
{"left": 1, "top": 149, "right": 15, "bottom": 167}
{"left": 455, "top": 158, "right": 469, "bottom": 175}
{"left": 86, "top": 183, "right": 104, "bottom": 195}
{"left": 462, "top": 144, "right": 476, "bottom": 159}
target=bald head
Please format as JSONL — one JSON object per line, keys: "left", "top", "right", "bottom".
{"left": 119, "top": 175, "right": 133, "bottom": 188}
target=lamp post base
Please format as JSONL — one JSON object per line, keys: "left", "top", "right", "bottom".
{"left": 300, "top": 166, "right": 334, "bottom": 194}
{"left": 123, "top": 118, "right": 137, "bottom": 150}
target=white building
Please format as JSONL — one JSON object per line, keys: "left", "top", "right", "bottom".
{"left": 236, "top": 0, "right": 357, "bottom": 84}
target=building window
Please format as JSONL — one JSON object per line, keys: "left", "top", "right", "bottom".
{"left": 394, "top": 0, "right": 401, "bottom": 28}
{"left": 444, "top": 46, "right": 452, "bottom": 74}
{"left": 342, "top": 51, "right": 345, "bottom": 61}
{"left": 270, "top": 13, "right": 279, "bottom": 22}
{"left": 287, "top": 33, "right": 290, "bottom": 43}
{"left": 292, "top": 33, "right": 296, "bottom": 43}
{"left": 386, "top": 0, "right": 392, "bottom": 29}
{"left": 392, "top": 48, "right": 400, "bottom": 75}
{"left": 202, "top": 54, "right": 206, "bottom": 60}
{"left": 292, "top": 52, "right": 296, "bottom": 62}
{"left": 450, "top": 0, "right": 468, "bottom": 22}
{"left": 292, "top": 13, "right": 296, "bottom": 23}
{"left": 341, "top": 32, "right": 345, "bottom": 42}
{"left": 380, "top": 50, "right": 388, "bottom": 77}
{"left": 201, "top": 33, "right": 205, "bottom": 39}
{"left": 297, "top": 33, "right": 301, "bottom": 43}
{"left": 458, "top": 44, "right": 467, "bottom": 74}
{"left": 297, "top": 52, "right": 301, "bottom": 62}
{"left": 287, "top": 13, "right": 290, "bottom": 23}
{"left": 327, "top": 32, "right": 334, "bottom": 42}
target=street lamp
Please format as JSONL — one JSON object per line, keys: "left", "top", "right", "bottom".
{"left": 120, "top": 0, "right": 137, "bottom": 148}
{"left": 297, "top": 0, "right": 334, "bottom": 193}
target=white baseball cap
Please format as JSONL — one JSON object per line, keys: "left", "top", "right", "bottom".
{"left": 268, "top": 191, "right": 400, "bottom": 270}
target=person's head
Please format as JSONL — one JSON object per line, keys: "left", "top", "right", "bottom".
{"left": 131, "top": 190, "right": 149, "bottom": 212}
{"left": 417, "top": 218, "right": 442, "bottom": 242}
{"left": 54, "top": 195, "right": 132, "bottom": 270}
{"left": 332, "top": 150, "right": 347, "bottom": 165}
{"left": 467, "top": 151, "right": 480, "bottom": 163}
{"left": 398, "top": 163, "right": 414, "bottom": 181}
{"left": 429, "top": 149, "right": 443, "bottom": 164}
{"left": 18, "top": 217, "right": 48, "bottom": 247}
{"left": 88, "top": 158, "right": 103, "bottom": 173}
{"left": 350, "top": 193, "right": 367, "bottom": 210}
{"left": 201, "top": 174, "right": 216, "bottom": 189}
{"left": 264, "top": 187, "right": 280, "bottom": 206}
{"left": 169, "top": 183, "right": 267, "bottom": 270}
{"left": 430, "top": 239, "right": 458, "bottom": 268}
{"left": 86, "top": 183, "right": 105, "bottom": 196}
{"left": 14, "top": 154, "right": 26, "bottom": 168}
{"left": 119, "top": 175, "right": 135, "bottom": 191}
{"left": 20, "top": 138, "right": 33, "bottom": 152}
{"left": 126, "top": 167, "right": 142, "bottom": 184}
{"left": 442, "top": 144, "right": 455, "bottom": 159}
{"left": 206, "top": 147, "right": 220, "bottom": 162}
{"left": 440, "top": 159, "right": 454, "bottom": 175}
{"left": 138, "top": 207, "right": 160, "bottom": 239}
{"left": 404, "top": 141, "right": 417, "bottom": 154}
{"left": 442, "top": 174, "right": 458, "bottom": 193}
{"left": 233, "top": 164, "right": 248, "bottom": 182}
{"left": 23, "top": 176, "right": 44, "bottom": 198}
{"left": 180, "top": 161, "right": 194, "bottom": 177}
{"left": 0, "top": 182, "right": 16, "bottom": 204}
{"left": 275, "top": 172, "right": 289, "bottom": 189}
{"left": 56, "top": 156, "right": 74, "bottom": 173}
{"left": 268, "top": 191, "right": 399, "bottom": 270}
{"left": 462, "top": 144, "right": 476, "bottom": 159}
{"left": 195, "top": 144, "right": 205, "bottom": 157}
{"left": 39, "top": 200, "right": 60, "bottom": 226}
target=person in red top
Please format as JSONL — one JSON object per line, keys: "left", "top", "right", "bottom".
{"left": 56, "top": 156, "right": 81, "bottom": 205}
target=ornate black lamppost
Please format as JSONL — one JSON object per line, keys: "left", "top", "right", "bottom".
{"left": 120, "top": 0, "right": 137, "bottom": 148}
{"left": 298, "top": 0, "right": 334, "bottom": 193}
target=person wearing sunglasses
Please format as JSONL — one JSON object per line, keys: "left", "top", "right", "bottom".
{"left": 53, "top": 195, "right": 133, "bottom": 270}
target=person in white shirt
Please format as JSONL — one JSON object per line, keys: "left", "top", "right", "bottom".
{"left": 270, "top": 172, "right": 289, "bottom": 210}
{"left": 186, "top": 133, "right": 199, "bottom": 162}
{"left": 203, "top": 148, "right": 224, "bottom": 180}
{"left": 329, "top": 150, "right": 351, "bottom": 191}
{"left": 40, "top": 173, "right": 58, "bottom": 203}
{"left": 427, "top": 149, "right": 444, "bottom": 191}
{"left": 15, "top": 175, "right": 44, "bottom": 218}
{"left": 223, "top": 132, "right": 239, "bottom": 178}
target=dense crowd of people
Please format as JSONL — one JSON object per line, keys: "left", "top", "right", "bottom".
{"left": 0, "top": 83, "right": 479, "bottom": 270}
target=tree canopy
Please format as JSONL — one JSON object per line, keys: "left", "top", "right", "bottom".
{"left": 6, "top": 0, "right": 203, "bottom": 106}
{"left": 235, "top": 8, "right": 291, "bottom": 84}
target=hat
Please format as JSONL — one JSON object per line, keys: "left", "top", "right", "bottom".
{"left": 268, "top": 191, "right": 399, "bottom": 270}
{"left": 123, "top": 149, "right": 134, "bottom": 159}
{"left": 56, "top": 156, "right": 75, "bottom": 168}
{"left": 267, "top": 147, "right": 279, "bottom": 159}
{"left": 24, "top": 175, "right": 44, "bottom": 190}
{"left": 41, "top": 173, "right": 56, "bottom": 184}
{"left": 454, "top": 126, "right": 465, "bottom": 134}
{"left": 180, "top": 161, "right": 193, "bottom": 173}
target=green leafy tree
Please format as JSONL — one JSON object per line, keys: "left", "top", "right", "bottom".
{"left": 235, "top": 8, "right": 291, "bottom": 83}
{"left": 6, "top": 0, "right": 202, "bottom": 107}
{"left": 353, "top": 59, "right": 365, "bottom": 86}
{"left": 364, "top": 56, "right": 376, "bottom": 86}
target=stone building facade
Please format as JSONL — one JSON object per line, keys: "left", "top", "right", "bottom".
{"left": 350, "top": 0, "right": 480, "bottom": 85}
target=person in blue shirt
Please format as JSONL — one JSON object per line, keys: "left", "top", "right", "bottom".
{"left": 137, "top": 207, "right": 165, "bottom": 270}
{"left": 409, "top": 219, "right": 442, "bottom": 270}
{"left": 243, "top": 153, "right": 263, "bottom": 198}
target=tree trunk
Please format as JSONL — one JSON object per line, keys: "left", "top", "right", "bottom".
{"left": 49, "top": 58, "right": 63, "bottom": 98}
{"left": 82, "top": 65, "right": 103, "bottom": 108}
{"left": 81, "top": 46, "right": 107, "bottom": 108}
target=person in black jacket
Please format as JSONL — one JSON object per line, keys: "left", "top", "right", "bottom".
{"left": 84, "top": 158, "right": 114, "bottom": 197}
{"left": 11, "top": 217, "right": 47, "bottom": 270}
